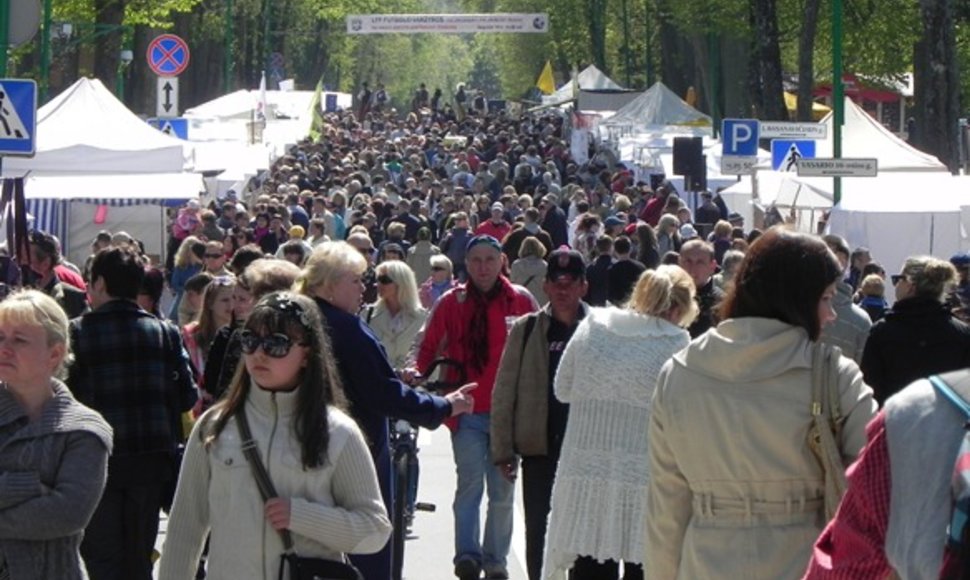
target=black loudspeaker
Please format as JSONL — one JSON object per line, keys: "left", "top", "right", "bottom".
{"left": 673, "top": 136, "right": 703, "bottom": 176}
{"left": 686, "top": 157, "right": 707, "bottom": 192}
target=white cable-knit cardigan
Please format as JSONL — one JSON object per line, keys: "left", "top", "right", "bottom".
{"left": 542, "top": 307, "right": 689, "bottom": 579}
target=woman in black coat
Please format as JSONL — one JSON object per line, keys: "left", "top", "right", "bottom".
{"left": 861, "top": 255, "right": 970, "bottom": 405}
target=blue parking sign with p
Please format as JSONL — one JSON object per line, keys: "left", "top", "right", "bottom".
{"left": 722, "top": 119, "right": 759, "bottom": 157}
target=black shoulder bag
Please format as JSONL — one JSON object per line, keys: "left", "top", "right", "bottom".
{"left": 236, "top": 408, "right": 363, "bottom": 580}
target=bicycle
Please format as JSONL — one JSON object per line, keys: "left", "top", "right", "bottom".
{"left": 390, "top": 357, "right": 466, "bottom": 580}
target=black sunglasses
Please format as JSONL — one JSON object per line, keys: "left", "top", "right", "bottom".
{"left": 377, "top": 275, "right": 395, "bottom": 285}
{"left": 891, "top": 274, "right": 905, "bottom": 285}
{"left": 239, "top": 330, "right": 304, "bottom": 358}
{"left": 205, "top": 253, "right": 223, "bottom": 259}
{"left": 430, "top": 266, "right": 447, "bottom": 272}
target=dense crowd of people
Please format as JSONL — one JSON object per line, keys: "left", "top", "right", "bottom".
{"left": 6, "top": 99, "right": 970, "bottom": 580}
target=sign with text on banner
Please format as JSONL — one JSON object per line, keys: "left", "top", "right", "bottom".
{"left": 346, "top": 13, "right": 549, "bottom": 34}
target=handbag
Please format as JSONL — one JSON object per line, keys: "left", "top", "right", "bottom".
{"left": 236, "top": 408, "right": 363, "bottom": 580}
{"left": 807, "top": 342, "right": 848, "bottom": 521}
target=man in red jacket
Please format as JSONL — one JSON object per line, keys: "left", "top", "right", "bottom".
{"left": 411, "top": 235, "right": 538, "bottom": 580}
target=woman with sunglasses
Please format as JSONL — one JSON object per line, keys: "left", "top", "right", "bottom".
{"left": 365, "top": 261, "right": 426, "bottom": 370}
{"left": 299, "top": 241, "right": 477, "bottom": 580}
{"left": 159, "top": 292, "right": 391, "bottom": 579}
{"left": 860, "top": 256, "right": 970, "bottom": 405}
{"left": 419, "top": 255, "right": 456, "bottom": 309}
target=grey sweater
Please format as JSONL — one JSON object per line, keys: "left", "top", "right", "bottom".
{"left": 0, "top": 380, "right": 112, "bottom": 580}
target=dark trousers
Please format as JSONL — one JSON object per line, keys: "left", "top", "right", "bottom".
{"left": 521, "top": 454, "right": 559, "bottom": 580}
{"left": 570, "top": 556, "right": 643, "bottom": 580}
{"left": 81, "top": 483, "right": 164, "bottom": 580}
{"left": 350, "top": 443, "right": 393, "bottom": 580}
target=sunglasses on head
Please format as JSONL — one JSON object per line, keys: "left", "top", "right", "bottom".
{"left": 377, "top": 275, "right": 395, "bottom": 285}
{"left": 238, "top": 330, "right": 304, "bottom": 358}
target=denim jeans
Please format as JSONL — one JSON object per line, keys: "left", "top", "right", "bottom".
{"left": 450, "top": 412, "right": 514, "bottom": 572}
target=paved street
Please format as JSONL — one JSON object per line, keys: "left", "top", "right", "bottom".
{"left": 155, "top": 425, "right": 530, "bottom": 579}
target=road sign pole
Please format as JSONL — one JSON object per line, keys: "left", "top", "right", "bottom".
{"left": 832, "top": 0, "right": 844, "bottom": 206}
{"left": 40, "top": 0, "right": 51, "bottom": 102}
{"left": 0, "top": 0, "right": 9, "bottom": 77}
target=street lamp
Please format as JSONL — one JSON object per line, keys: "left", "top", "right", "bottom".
{"left": 117, "top": 48, "right": 133, "bottom": 101}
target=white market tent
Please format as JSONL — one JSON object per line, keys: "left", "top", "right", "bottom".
{"left": 599, "top": 82, "right": 713, "bottom": 139}
{"left": 543, "top": 65, "right": 625, "bottom": 106}
{"left": 1, "top": 78, "right": 203, "bottom": 265}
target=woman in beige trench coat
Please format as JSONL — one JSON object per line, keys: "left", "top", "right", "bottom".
{"left": 646, "top": 228, "right": 878, "bottom": 580}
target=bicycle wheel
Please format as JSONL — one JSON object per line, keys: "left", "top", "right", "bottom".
{"left": 392, "top": 447, "right": 410, "bottom": 580}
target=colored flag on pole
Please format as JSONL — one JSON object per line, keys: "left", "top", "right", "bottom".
{"left": 256, "top": 70, "right": 267, "bottom": 122}
{"left": 536, "top": 61, "right": 555, "bottom": 95}
{"left": 308, "top": 77, "right": 325, "bottom": 142}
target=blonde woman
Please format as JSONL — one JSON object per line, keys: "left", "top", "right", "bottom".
{"left": 0, "top": 290, "right": 112, "bottom": 579}
{"left": 299, "top": 241, "right": 475, "bottom": 579}
{"left": 542, "top": 266, "right": 698, "bottom": 580}
{"left": 861, "top": 255, "right": 970, "bottom": 405}
{"left": 182, "top": 276, "right": 235, "bottom": 390}
{"left": 511, "top": 237, "right": 549, "bottom": 307}
{"left": 364, "top": 260, "right": 427, "bottom": 370}
{"left": 168, "top": 235, "right": 205, "bottom": 322}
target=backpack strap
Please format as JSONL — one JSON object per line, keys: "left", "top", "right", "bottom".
{"left": 929, "top": 375, "right": 970, "bottom": 420}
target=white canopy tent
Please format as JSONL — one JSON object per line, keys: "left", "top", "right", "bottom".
{"left": 599, "top": 82, "right": 712, "bottom": 141}
{"left": 4, "top": 78, "right": 192, "bottom": 176}
{"left": 0, "top": 78, "right": 203, "bottom": 265}
{"left": 542, "top": 65, "right": 625, "bottom": 106}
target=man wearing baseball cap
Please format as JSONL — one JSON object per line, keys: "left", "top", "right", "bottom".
{"left": 475, "top": 201, "right": 512, "bottom": 242}
{"left": 492, "top": 247, "right": 588, "bottom": 580}
{"left": 411, "top": 234, "right": 538, "bottom": 579}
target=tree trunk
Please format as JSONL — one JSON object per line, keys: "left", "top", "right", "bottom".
{"left": 588, "top": 0, "right": 608, "bottom": 72}
{"left": 796, "top": 0, "right": 821, "bottom": 121}
{"left": 915, "top": 0, "right": 960, "bottom": 172}
{"left": 93, "top": 0, "right": 125, "bottom": 93}
{"left": 748, "top": 0, "right": 786, "bottom": 120}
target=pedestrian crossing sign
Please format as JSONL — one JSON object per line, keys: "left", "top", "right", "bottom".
{"left": 147, "top": 117, "right": 188, "bottom": 140}
{"left": 771, "top": 139, "right": 816, "bottom": 172}
{"left": 0, "top": 79, "right": 36, "bottom": 156}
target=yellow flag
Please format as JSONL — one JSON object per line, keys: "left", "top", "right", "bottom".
{"left": 308, "top": 77, "right": 324, "bottom": 142}
{"left": 536, "top": 61, "right": 556, "bottom": 95}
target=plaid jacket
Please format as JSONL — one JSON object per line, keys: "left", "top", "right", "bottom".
{"left": 67, "top": 300, "right": 197, "bottom": 458}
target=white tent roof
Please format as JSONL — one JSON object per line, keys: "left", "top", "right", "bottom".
{"left": 4, "top": 78, "right": 191, "bottom": 177}
{"left": 815, "top": 97, "right": 946, "bottom": 172}
{"left": 600, "top": 82, "right": 712, "bottom": 129}
{"left": 23, "top": 173, "right": 204, "bottom": 200}
{"left": 546, "top": 65, "right": 625, "bottom": 104}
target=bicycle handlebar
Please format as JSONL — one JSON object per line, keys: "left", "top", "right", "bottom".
{"left": 414, "top": 358, "right": 467, "bottom": 393}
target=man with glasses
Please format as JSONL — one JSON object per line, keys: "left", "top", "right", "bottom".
{"left": 202, "top": 241, "right": 230, "bottom": 277}
{"left": 69, "top": 246, "right": 197, "bottom": 580}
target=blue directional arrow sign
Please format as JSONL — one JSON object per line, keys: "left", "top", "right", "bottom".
{"left": 0, "top": 79, "right": 37, "bottom": 156}
{"left": 147, "top": 117, "right": 188, "bottom": 140}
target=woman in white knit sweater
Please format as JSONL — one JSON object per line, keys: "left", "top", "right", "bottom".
{"left": 159, "top": 292, "right": 390, "bottom": 579}
{"left": 542, "top": 265, "right": 698, "bottom": 580}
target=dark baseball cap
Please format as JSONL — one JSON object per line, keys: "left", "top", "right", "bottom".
{"left": 546, "top": 247, "right": 586, "bottom": 281}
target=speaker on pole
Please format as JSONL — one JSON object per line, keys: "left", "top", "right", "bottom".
{"left": 673, "top": 136, "right": 703, "bottom": 176}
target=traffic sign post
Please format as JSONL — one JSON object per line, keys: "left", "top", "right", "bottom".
{"left": 0, "top": 79, "right": 37, "bottom": 156}
{"left": 722, "top": 119, "right": 760, "bottom": 156}
{"left": 771, "top": 139, "right": 816, "bottom": 172}
{"left": 147, "top": 117, "right": 188, "bottom": 140}
{"left": 147, "top": 34, "right": 190, "bottom": 77}
{"left": 760, "top": 122, "right": 827, "bottom": 140}
{"left": 797, "top": 158, "right": 878, "bottom": 177}
{"left": 156, "top": 77, "right": 179, "bottom": 118}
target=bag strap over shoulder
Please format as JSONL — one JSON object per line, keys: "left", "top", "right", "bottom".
{"left": 930, "top": 374, "right": 970, "bottom": 420}
{"left": 236, "top": 409, "right": 297, "bottom": 552}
